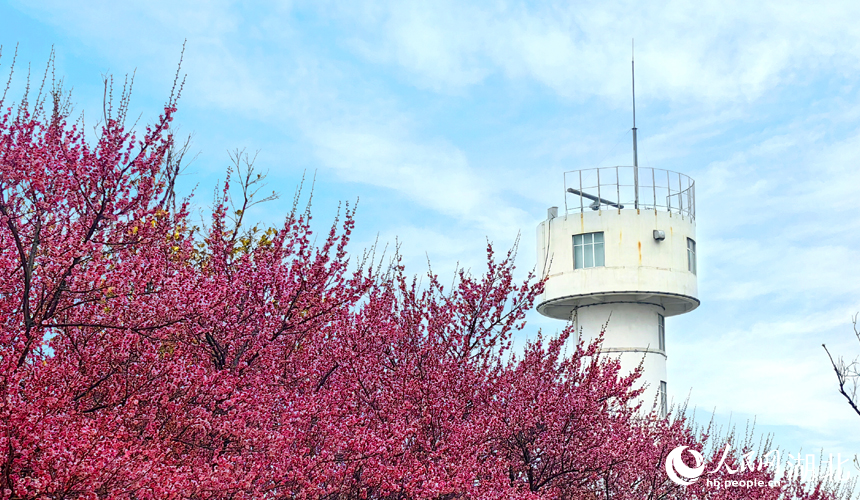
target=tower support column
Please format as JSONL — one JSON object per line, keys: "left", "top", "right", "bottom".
{"left": 573, "top": 303, "right": 667, "bottom": 412}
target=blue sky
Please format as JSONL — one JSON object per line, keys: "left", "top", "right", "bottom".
{"left": 3, "top": 0, "right": 859, "bottom": 466}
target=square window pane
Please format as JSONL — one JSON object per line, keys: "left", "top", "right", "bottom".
{"left": 573, "top": 232, "right": 606, "bottom": 270}
{"left": 594, "top": 243, "right": 604, "bottom": 266}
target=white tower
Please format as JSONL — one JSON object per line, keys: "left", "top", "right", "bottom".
{"left": 535, "top": 58, "right": 698, "bottom": 414}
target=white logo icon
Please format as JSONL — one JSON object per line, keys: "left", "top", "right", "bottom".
{"left": 665, "top": 446, "right": 706, "bottom": 486}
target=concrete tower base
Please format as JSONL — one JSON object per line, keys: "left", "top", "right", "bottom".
{"left": 571, "top": 303, "right": 667, "bottom": 412}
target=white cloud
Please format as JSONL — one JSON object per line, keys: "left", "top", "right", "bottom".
{"left": 326, "top": 0, "right": 860, "bottom": 104}
{"left": 306, "top": 123, "right": 535, "bottom": 241}
{"left": 671, "top": 307, "right": 860, "bottom": 431}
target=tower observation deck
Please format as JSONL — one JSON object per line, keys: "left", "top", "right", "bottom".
{"left": 536, "top": 165, "right": 698, "bottom": 415}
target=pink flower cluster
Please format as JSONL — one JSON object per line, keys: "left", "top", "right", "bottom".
{"left": 0, "top": 82, "right": 850, "bottom": 499}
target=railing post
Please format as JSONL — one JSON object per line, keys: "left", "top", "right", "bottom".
{"left": 579, "top": 170, "right": 584, "bottom": 213}
{"left": 652, "top": 168, "right": 656, "bottom": 210}
{"left": 597, "top": 168, "right": 602, "bottom": 210}
{"left": 666, "top": 170, "right": 671, "bottom": 213}
{"left": 692, "top": 180, "right": 696, "bottom": 219}
{"left": 563, "top": 172, "right": 568, "bottom": 214}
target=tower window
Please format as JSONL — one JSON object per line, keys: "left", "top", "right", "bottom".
{"left": 573, "top": 232, "right": 604, "bottom": 269}
{"left": 687, "top": 238, "right": 697, "bottom": 275}
{"left": 660, "top": 381, "right": 668, "bottom": 417}
{"left": 658, "top": 314, "right": 665, "bottom": 352}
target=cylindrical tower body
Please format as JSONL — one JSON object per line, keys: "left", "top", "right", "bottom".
{"left": 536, "top": 167, "right": 698, "bottom": 414}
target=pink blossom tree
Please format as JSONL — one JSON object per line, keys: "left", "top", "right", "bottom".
{"left": 0, "top": 63, "right": 852, "bottom": 499}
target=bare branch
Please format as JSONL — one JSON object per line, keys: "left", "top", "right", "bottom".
{"left": 823, "top": 335, "right": 860, "bottom": 418}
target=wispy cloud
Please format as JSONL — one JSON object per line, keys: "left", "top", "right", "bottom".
{"left": 323, "top": 0, "right": 860, "bottom": 103}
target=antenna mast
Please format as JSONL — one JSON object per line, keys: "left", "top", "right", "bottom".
{"left": 632, "top": 39, "right": 639, "bottom": 210}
